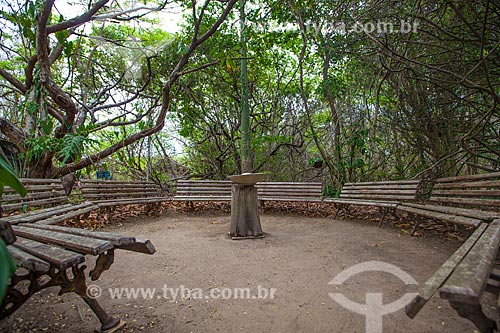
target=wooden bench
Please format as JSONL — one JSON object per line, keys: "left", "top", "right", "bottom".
{"left": 173, "top": 180, "right": 232, "bottom": 208}
{"left": 0, "top": 219, "right": 155, "bottom": 332}
{"left": 1, "top": 179, "right": 97, "bottom": 225}
{"left": 81, "top": 179, "right": 169, "bottom": 206}
{"left": 325, "top": 180, "right": 421, "bottom": 226}
{"left": 397, "top": 172, "right": 500, "bottom": 235}
{"left": 80, "top": 180, "right": 170, "bottom": 220}
{"left": 173, "top": 180, "right": 324, "bottom": 208}
{"left": 406, "top": 219, "right": 500, "bottom": 332}
{"left": 1, "top": 178, "right": 67, "bottom": 213}
{"left": 256, "top": 182, "right": 323, "bottom": 208}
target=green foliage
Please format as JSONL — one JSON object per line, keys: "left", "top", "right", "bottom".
{"left": 24, "top": 133, "right": 95, "bottom": 166}
{"left": 57, "top": 133, "right": 95, "bottom": 164}
{"left": 0, "top": 155, "right": 27, "bottom": 197}
{"left": 0, "top": 238, "right": 16, "bottom": 303}
{"left": 0, "top": 155, "right": 26, "bottom": 303}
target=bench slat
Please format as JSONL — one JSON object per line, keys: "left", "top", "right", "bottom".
{"left": 434, "top": 180, "right": 500, "bottom": 189}
{"left": 37, "top": 206, "right": 97, "bottom": 225}
{"left": 176, "top": 191, "right": 231, "bottom": 195}
{"left": 2, "top": 197, "right": 68, "bottom": 212}
{"left": 0, "top": 204, "right": 74, "bottom": 224}
{"left": 81, "top": 188, "right": 158, "bottom": 194}
{"left": 20, "top": 224, "right": 135, "bottom": 246}
{"left": 325, "top": 198, "right": 398, "bottom": 208}
{"left": 117, "top": 238, "right": 156, "bottom": 254}
{"left": 258, "top": 192, "right": 321, "bottom": 197}
{"left": 259, "top": 197, "right": 323, "bottom": 202}
{"left": 397, "top": 205, "right": 482, "bottom": 227}
{"left": 83, "top": 192, "right": 159, "bottom": 199}
{"left": 95, "top": 197, "right": 170, "bottom": 207}
{"left": 2, "top": 190, "right": 66, "bottom": 202}
{"left": 402, "top": 203, "right": 499, "bottom": 221}
{"left": 340, "top": 193, "right": 416, "bottom": 201}
{"left": 13, "top": 237, "right": 85, "bottom": 270}
{"left": 173, "top": 196, "right": 231, "bottom": 201}
{"left": 177, "top": 180, "right": 232, "bottom": 183}
{"left": 344, "top": 180, "right": 420, "bottom": 185}
{"left": 82, "top": 183, "right": 157, "bottom": 187}
{"left": 5, "top": 203, "right": 95, "bottom": 225}
{"left": 13, "top": 226, "right": 113, "bottom": 255}
{"left": 432, "top": 190, "right": 500, "bottom": 197}
{"left": 406, "top": 223, "right": 488, "bottom": 318}
{"left": 430, "top": 197, "right": 500, "bottom": 207}
{"left": 437, "top": 172, "right": 500, "bottom": 183}
{"left": 342, "top": 184, "right": 419, "bottom": 190}
{"left": 7, "top": 245, "right": 51, "bottom": 273}
{"left": 341, "top": 189, "right": 418, "bottom": 195}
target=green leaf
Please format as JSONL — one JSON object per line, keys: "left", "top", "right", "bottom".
{"left": 25, "top": 101, "right": 39, "bottom": 116}
{"left": 0, "top": 155, "right": 26, "bottom": 197}
{"left": 55, "top": 29, "right": 69, "bottom": 46}
{"left": 0, "top": 238, "right": 17, "bottom": 303}
{"left": 40, "top": 119, "right": 54, "bottom": 135}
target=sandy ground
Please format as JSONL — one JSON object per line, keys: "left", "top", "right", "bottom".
{"left": 1, "top": 211, "right": 498, "bottom": 332}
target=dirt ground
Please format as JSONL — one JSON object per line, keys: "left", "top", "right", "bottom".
{"left": 1, "top": 210, "right": 498, "bottom": 332}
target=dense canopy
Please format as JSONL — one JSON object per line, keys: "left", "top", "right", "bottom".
{"left": 0, "top": 0, "right": 498, "bottom": 191}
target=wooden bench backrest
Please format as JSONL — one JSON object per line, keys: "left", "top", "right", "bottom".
{"left": 81, "top": 180, "right": 160, "bottom": 201}
{"left": 256, "top": 182, "right": 323, "bottom": 201}
{"left": 431, "top": 171, "right": 500, "bottom": 209}
{"left": 339, "top": 180, "right": 421, "bottom": 202}
{"left": 175, "top": 180, "right": 324, "bottom": 201}
{"left": 2, "top": 178, "right": 67, "bottom": 213}
{"left": 175, "top": 180, "right": 232, "bottom": 197}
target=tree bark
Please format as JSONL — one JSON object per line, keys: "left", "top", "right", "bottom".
{"left": 229, "top": 184, "right": 263, "bottom": 238}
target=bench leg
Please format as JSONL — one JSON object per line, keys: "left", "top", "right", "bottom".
{"left": 2, "top": 264, "right": 125, "bottom": 333}
{"left": 82, "top": 297, "right": 125, "bottom": 332}
{"left": 378, "top": 207, "right": 396, "bottom": 228}
{"left": 100, "top": 207, "right": 113, "bottom": 223}
{"left": 448, "top": 300, "right": 497, "bottom": 333}
{"left": 333, "top": 204, "right": 341, "bottom": 219}
{"left": 378, "top": 208, "right": 388, "bottom": 228}
{"left": 343, "top": 205, "right": 352, "bottom": 218}
{"left": 185, "top": 201, "right": 194, "bottom": 210}
{"left": 410, "top": 215, "right": 423, "bottom": 236}
{"left": 333, "top": 204, "right": 351, "bottom": 219}
{"left": 69, "top": 265, "right": 125, "bottom": 332}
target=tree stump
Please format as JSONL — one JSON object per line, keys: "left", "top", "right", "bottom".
{"left": 229, "top": 184, "right": 263, "bottom": 238}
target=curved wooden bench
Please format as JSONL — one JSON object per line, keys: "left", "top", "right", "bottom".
{"left": 397, "top": 172, "right": 500, "bottom": 235}
{"left": 173, "top": 180, "right": 232, "bottom": 201}
{"left": 1, "top": 178, "right": 67, "bottom": 213}
{"left": 325, "top": 180, "right": 421, "bottom": 226}
{"left": 173, "top": 180, "right": 324, "bottom": 209}
{"left": 1, "top": 179, "right": 96, "bottom": 225}
{"left": 80, "top": 180, "right": 170, "bottom": 220}
{"left": 256, "top": 182, "right": 323, "bottom": 210}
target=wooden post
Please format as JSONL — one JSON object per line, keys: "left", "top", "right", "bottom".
{"left": 230, "top": 184, "right": 263, "bottom": 238}
{"left": 228, "top": 173, "right": 268, "bottom": 239}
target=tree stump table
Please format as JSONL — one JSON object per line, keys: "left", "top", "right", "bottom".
{"left": 228, "top": 173, "right": 268, "bottom": 239}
